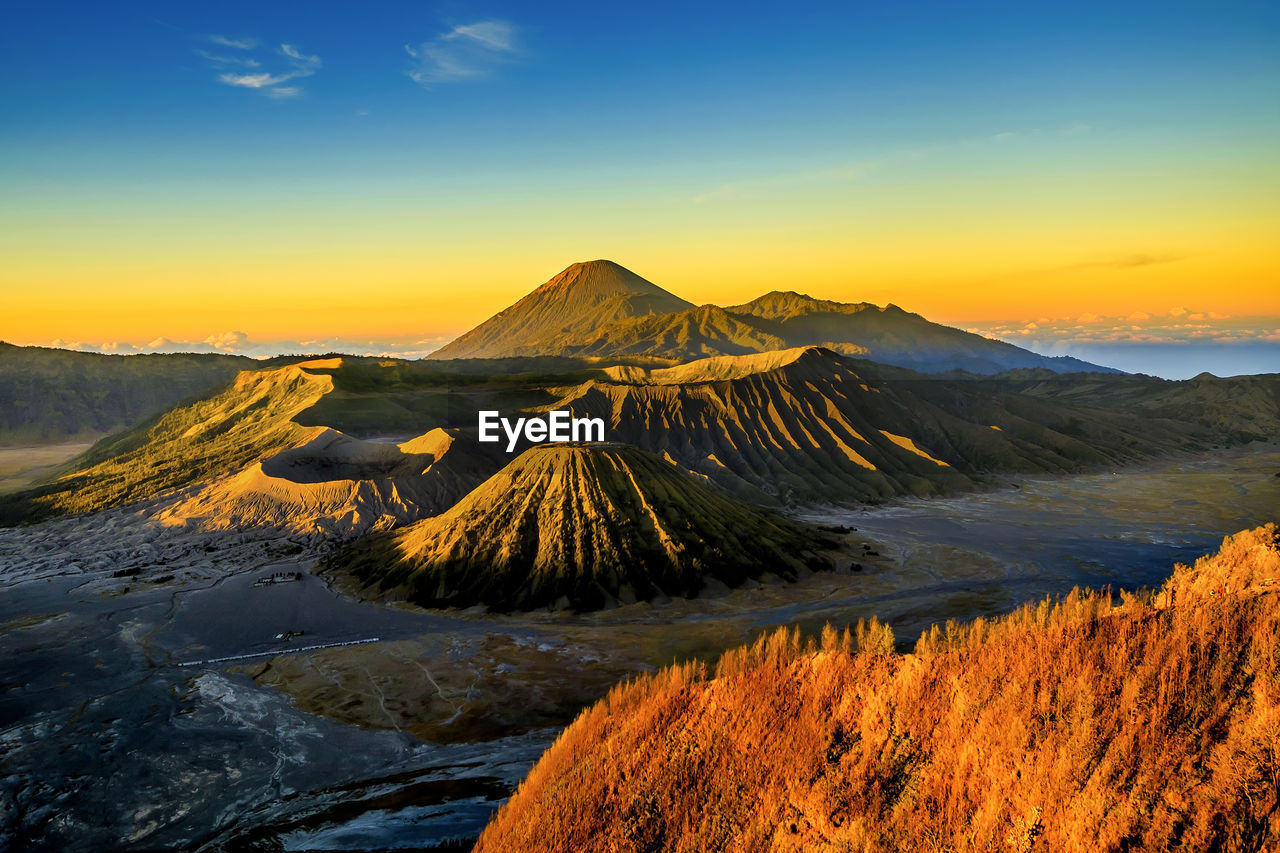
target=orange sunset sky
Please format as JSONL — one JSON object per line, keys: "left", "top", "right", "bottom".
{"left": 1, "top": 1, "right": 1277, "bottom": 375}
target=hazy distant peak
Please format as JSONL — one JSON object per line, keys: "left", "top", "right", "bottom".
{"left": 727, "top": 290, "right": 875, "bottom": 321}
{"left": 534, "top": 260, "right": 676, "bottom": 299}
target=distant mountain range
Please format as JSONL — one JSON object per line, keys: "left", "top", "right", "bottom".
{"left": 428, "top": 260, "right": 1117, "bottom": 375}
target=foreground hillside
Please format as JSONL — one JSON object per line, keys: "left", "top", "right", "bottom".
{"left": 326, "top": 444, "right": 839, "bottom": 611}
{"left": 477, "top": 525, "right": 1280, "bottom": 851}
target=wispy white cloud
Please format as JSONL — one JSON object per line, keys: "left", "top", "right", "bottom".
{"left": 208, "top": 34, "right": 258, "bottom": 50}
{"left": 196, "top": 50, "right": 261, "bottom": 68}
{"left": 218, "top": 72, "right": 287, "bottom": 89}
{"left": 406, "top": 20, "right": 519, "bottom": 87}
{"left": 279, "top": 43, "right": 319, "bottom": 66}
{"left": 200, "top": 39, "right": 321, "bottom": 97}
{"left": 203, "top": 331, "right": 250, "bottom": 351}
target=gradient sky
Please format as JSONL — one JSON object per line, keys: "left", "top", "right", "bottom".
{"left": 2, "top": 1, "right": 1277, "bottom": 374}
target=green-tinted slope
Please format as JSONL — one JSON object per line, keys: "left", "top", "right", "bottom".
{"left": 326, "top": 444, "right": 838, "bottom": 611}
{"left": 0, "top": 360, "right": 338, "bottom": 523}
{"left": 0, "top": 342, "right": 251, "bottom": 445}
{"left": 291, "top": 357, "right": 596, "bottom": 436}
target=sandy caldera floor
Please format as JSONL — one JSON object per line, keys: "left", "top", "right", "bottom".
{"left": 0, "top": 440, "right": 97, "bottom": 494}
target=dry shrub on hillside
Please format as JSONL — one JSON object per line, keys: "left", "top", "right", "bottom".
{"left": 475, "top": 525, "right": 1280, "bottom": 852}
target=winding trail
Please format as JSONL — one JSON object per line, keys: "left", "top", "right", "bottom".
{"left": 176, "top": 637, "right": 381, "bottom": 667}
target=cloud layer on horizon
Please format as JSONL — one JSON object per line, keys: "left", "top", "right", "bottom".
{"left": 29, "top": 311, "right": 1279, "bottom": 381}
{"left": 968, "top": 309, "right": 1280, "bottom": 348}
{"left": 965, "top": 310, "right": 1280, "bottom": 377}
{"left": 41, "top": 333, "right": 454, "bottom": 361}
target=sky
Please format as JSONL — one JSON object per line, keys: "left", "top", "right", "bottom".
{"left": 1, "top": 0, "right": 1277, "bottom": 376}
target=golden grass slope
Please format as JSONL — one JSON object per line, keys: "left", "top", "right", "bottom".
{"left": 477, "top": 525, "right": 1280, "bottom": 852}
{"left": 326, "top": 443, "right": 838, "bottom": 611}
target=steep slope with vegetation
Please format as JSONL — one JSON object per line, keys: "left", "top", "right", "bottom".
{"left": 0, "top": 360, "right": 339, "bottom": 523}
{"left": 326, "top": 444, "right": 839, "bottom": 611}
{"left": 563, "top": 304, "right": 794, "bottom": 360}
{"left": 548, "top": 347, "right": 1202, "bottom": 505}
{"left": 0, "top": 342, "right": 250, "bottom": 445}
{"left": 477, "top": 525, "right": 1280, "bottom": 852}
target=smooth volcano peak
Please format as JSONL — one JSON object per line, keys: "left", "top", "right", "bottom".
{"left": 427, "top": 260, "right": 693, "bottom": 360}
{"left": 534, "top": 260, "right": 675, "bottom": 299}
